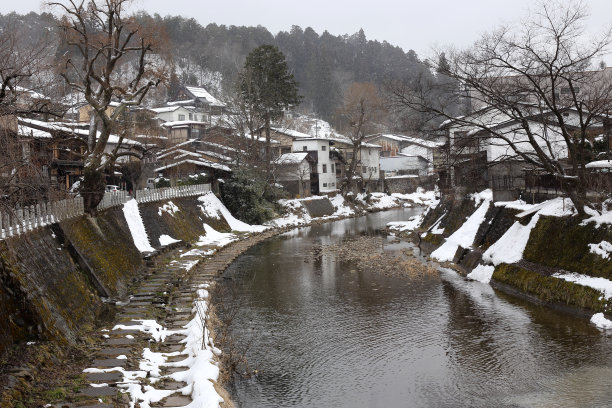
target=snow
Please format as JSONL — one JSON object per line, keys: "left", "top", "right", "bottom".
{"left": 159, "top": 235, "right": 180, "bottom": 246}
{"left": 591, "top": 313, "right": 612, "bottom": 330}
{"left": 123, "top": 199, "right": 155, "bottom": 253}
{"left": 431, "top": 193, "right": 492, "bottom": 262}
{"left": 585, "top": 160, "right": 612, "bottom": 169}
{"left": 552, "top": 272, "right": 612, "bottom": 300}
{"left": 329, "top": 194, "right": 355, "bottom": 217}
{"left": 274, "top": 152, "right": 309, "bottom": 165}
{"left": 589, "top": 241, "right": 612, "bottom": 259}
{"left": 158, "top": 201, "right": 180, "bottom": 217}
{"left": 494, "top": 199, "right": 536, "bottom": 211}
{"left": 470, "top": 189, "right": 493, "bottom": 206}
{"left": 387, "top": 216, "right": 423, "bottom": 232}
{"left": 195, "top": 224, "right": 238, "bottom": 247}
{"left": 197, "top": 192, "right": 267, "bottom": 232}
{"left": 582, "top": 207, "right": 612, "bottom": 228}
{"left": 364, "top": 192, "right": 400, "bottom": 210}
{"left": 483, "top": 215, "right": 540, "bottom": 266}
{"left": 467, "top": 264, "right": 496, "bottom": 283}
{"left": 391, "top": 188, "right": 439, "bottom": 207}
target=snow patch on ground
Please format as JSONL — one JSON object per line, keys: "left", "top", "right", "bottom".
{"left": 552, "top": 272, "right": 612, "bottom": 300}
{"left": 483, "top": 215, "right": 540, "bottom": 266}
{"left": 591, "top": 313, "right": 612, "bottom": 330}
{"left": 467, "top": 264, "right": 495, "bottom": 283}
{"left": 363, "top": 192, "right": 400, "bottom": 210}
{"left": 470, "top": 189, "right": 493, "bottom": 206}
{"left": 123, "top": 199, "right": 155, "bottom": 252}
{"left": 329, "top": 194, "right": 355, "bottom": 217}
{"left": 159, "top": 235, "right": 180, "bottom": 247}
{"left": 198, "top": 192, "right": 267, "bottom": 232}
{"left": 392, "top": 188, "right": 439, "bottom": 207}
{"left": 158, "top": 201, "right": 180, "bottom": 217}
{"left": 195, "top": 224, "right": 238, "bottom": 247}
{"left": 583, "top": 206, "right": 612, "bottom": 228}
{"left": 431, "top": 194, "right": 492, "bottom": 262}
{"left": 589, "top": 241, "right": 612, "bottom": 260}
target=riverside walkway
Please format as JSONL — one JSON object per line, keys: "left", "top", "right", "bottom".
{"left": 54, "top": 227, "right": 283, "bottom": 407}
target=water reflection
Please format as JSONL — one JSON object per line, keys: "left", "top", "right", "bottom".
{"left": 222, "top": 208, "right": 612, "bottom": 408}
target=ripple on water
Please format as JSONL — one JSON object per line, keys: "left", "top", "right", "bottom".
{"left": 226, "top": 209, "right": 612, "bottom": 408}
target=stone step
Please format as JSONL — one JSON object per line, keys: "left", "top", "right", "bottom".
{"left": 78, "top": 386, "right": 120, "bottom": 397}
{"left": 156, "top": 394, "right": 192, "bottom": 407}
{"left": 92, "top": 358, "right": 128, "bottom": 368}
{"left": 97, "top": 347, "right": 131, "bottom": 357}
{"left": 104, "top": 337, "right": 135, "bottom": 346}
{"left": 85, "top": 371, "right": 124, "bottom": 383}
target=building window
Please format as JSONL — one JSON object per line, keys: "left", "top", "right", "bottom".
{"left": 178, "top": 114, "right": 185, "bottom": 121}
{"left": 303, "top": 146, "right": 307, "bottom": 151}
{"left": 331, "top": 182, "right": 335, "bottom": 187}
{"left": 331, "top": 163, "right": 335, "bottom": 172}
{"left": 322, "top": 145, "right": 327, "bottom": 151}
{"left": 322, "top": 164, "right": 327, "bottom": 173}
{"left": 323, "top": 183, "right": 328, "bottom": 187}
{"left": 189, "top": 113, "right": 193, "bottom": 120}
{"left": 362, "top": 166, "right": 367, "bottom": 174}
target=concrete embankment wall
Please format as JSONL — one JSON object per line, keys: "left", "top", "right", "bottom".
{"left": 418, "top": 195, "right": 612, "bottom": 316}
{"left": 0, "top": 196, "right": 228, "bottom": 358}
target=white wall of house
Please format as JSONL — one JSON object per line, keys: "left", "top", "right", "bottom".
{"left": 293, "top": 138, "right": 337, "bottom": 192}
{"left": 153, "top": 106, "right": 207, "bottom": 123}
{"left": 485, "top": 121, "right": 568, "bottom": 163}
{"left": 380, "top": 156, "right": 429, "bottom": 176}
{"left": 359, "top": 146, "right": 381, "bottom": 181}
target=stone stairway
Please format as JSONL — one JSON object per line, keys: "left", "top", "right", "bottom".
{"left": 49, "top": 227, "right": 287, "bottom": 407}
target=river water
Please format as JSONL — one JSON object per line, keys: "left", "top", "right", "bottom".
{"left": 220, "top": 208, "right": 612, "bottom": 408}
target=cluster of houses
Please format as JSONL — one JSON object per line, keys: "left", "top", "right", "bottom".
{"left": 12, "top": 79, "right": 603, "bottom": 204}
{"left": 1, "top": 84, "right": 445, "bottom": 201}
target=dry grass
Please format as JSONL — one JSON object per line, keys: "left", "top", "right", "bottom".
{"left": 313, "top": 236, "right": 437, "bottom": 278}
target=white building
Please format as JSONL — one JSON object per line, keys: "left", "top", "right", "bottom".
{"left": 292, "top": 138, "right": 337, "bottom": 193}
{"left": 150, "top": 106, "right": 206, "bottom": 123}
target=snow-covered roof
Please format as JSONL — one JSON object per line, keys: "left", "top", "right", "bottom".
{"left": 185, "top": 86, "right": 225, "bottom": 107}
{"left": 244, "top": 133, "right": 280, "bottom": 144}
{"left": 161, "top": 120, "right": 206, "bottom": 127}
{"left": 586, "top": 160, "right": 612, "bottom": 169}
{"left": 18, "top": 117, "right": 141, "bottom": 147}
{"left": 270, "top": 127, "right": 312, "bottom": 139}
{"left": 167, "top": 99, "right": 196, "bottom": 106}
{"left": 154, "top": 158, "right": 231, "bottom": 173}
{"left": 18, "top": 124, "right": 52, "bottom": 139}
{"left": 274, "top": 152, "right": 309, "bottom": 165}
{"left": 370, "top": 134, "right": 444, "bottom": 148}
{"left": 196, "top": 150, "right": 233, "bottom": 162}
{"left": 150, "top": 106, "right": 182, "bottom": 113}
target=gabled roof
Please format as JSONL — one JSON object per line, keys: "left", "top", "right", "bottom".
{"left": 18, "top": 117, "right": 141, "bottom": 147}
{"left": 184, "top": 86, "right": 225, "bottom": 108}
{"left": 270, "top": 127, "right": 312, "bottom": 139}
{"left": 274, "top": 152, "right": 309, "bottom": 165}
{"left": 154, "top": 158, "right": 231, "bottom": 173}
{"left": 368, "top": 133, "right": 444, "bottom": 149}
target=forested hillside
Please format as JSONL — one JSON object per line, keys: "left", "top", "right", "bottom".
{"left": 0, "top": 10, "right": 447, "bottom": 127}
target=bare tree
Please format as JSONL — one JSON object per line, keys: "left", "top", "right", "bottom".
{"left": 336, "top": 82, "right": 385, "bottom": 194}
{"left": 49, "top": 0, "right": 169, "bottom": 212}
{"left": 388, "top": 1, "right": 612, "bottom": 215}
{"left": 0, "top": 24, "right": 58, "bottom": 210}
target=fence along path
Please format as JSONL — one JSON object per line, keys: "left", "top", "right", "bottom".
{"left": 0, "top": 183, "right": 211, "bottom": 239}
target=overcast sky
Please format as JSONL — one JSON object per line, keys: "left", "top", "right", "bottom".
{"left": 2, "top": 0, "right": 612, "bottom": 61}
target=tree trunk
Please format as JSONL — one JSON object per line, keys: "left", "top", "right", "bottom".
{"left": 80, "top": 167, "right": 106, "bottom": 215}
{"left": 265, "top": 112, "right": 271, "bottom": 178}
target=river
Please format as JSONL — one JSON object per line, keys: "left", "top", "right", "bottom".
{"left": 219, "top": 208, "right": 612, "bottom": 408}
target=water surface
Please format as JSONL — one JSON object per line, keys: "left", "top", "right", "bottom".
{"left": 221, "top": 208, "right": 612, "bottom": 408}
